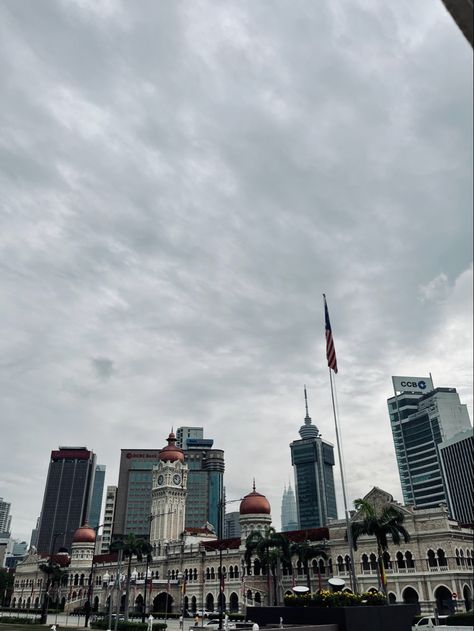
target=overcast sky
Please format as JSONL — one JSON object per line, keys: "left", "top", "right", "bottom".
{"left": 1, "top": 0, "right": 472, "bottom": 544}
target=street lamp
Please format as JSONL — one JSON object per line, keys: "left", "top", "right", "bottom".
{"left": 142, "top": 510, "right": 176, "bottom": 623}
{"left": 85, "top": 523, "right": 111, "bottom": 628}
{"left": 40, "top": 531, "right": 64, "bottom": 624}
{"left": 217, "top": 497, "right": 243, "bottom": 631}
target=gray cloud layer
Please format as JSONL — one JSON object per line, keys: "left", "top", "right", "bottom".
{"left": 0, "top": 0, "right": 472, "bottom": 542}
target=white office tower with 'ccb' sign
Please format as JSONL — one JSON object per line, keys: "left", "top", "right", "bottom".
{"left": 388, "top": 376, "right": 472, "bottom": 511}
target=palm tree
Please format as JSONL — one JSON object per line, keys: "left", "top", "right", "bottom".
{"left": 290, "top": 540, "right": 327, "bottom": 591}
{"left": 245, "top": 527, "right": 290, "bottom": 606}
{"left": 350, "top": 498, "right": 410, "bottom": 595}
{"left": 39, "top": 560, "right": 65, "bottom": 623}
{"left": 111, "top": 534, "right": 153, "bottom": 621}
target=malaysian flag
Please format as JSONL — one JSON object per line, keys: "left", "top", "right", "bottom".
{"left": 324, "top": 295, "right": 338, "bottom": 373}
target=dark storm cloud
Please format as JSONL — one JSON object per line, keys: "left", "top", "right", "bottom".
{"left": 0, "top": 0, "right": 472, "bottom": 540}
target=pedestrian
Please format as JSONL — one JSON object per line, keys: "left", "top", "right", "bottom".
{"left": 179, "top": 614, "right": 183, "bottom": 630}
{"left": 194, "top": 614, "right": 199, "bottom": 626}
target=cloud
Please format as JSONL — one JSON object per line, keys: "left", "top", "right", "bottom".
{"left": 0, "top": 0, "right": 471, "bottom": 541}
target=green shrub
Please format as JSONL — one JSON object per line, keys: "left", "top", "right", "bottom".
{"left": 284, "top": 589, "right": 387, "bottom": 608}
{"left": 0, "top": 617, "right": 42, "bottom": 624}
{"left": 91, "top": 620, "right": 167, "bottom": 631}
{"left": 446, "top": 611, "right": 474, "bottom": 626}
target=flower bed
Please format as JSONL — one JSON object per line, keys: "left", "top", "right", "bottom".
{"left": 284, "top": 589, "right": 387, "bottom": 608}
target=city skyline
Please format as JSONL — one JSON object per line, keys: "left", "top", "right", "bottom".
{"left": 0, "top": 0, "right": 472, "bottom": 544}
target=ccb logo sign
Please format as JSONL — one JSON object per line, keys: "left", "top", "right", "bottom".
{"left": 400, "top": 380, "right": 427, "bottom": 390}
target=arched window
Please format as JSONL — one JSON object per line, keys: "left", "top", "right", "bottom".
{"left": 337, "top": 556, "right": 344, "bottom": 572}
{"left": 369, "top": 553, "right": 377, "bottom": 570}
{"left": 193, "top": 569, "right": 197, "bottom": 580}
{"left": 396, "top": 551, "right": 405, "bottom": 569}
{"left": 254, "top": 593, "right": 261, "bottom": 604}
{"left": 74, "top": 574, "right": 79, "bottom": 586}
{"left": 328, "top": 558, "right": 333, "bottom": 574}
{"left": 382, "top": 552, "right": 391, "bottom": 570}
{"left": 361, "top": 554, "right": 370, "bottom": 571}
{"left": 296, "top": 560, "right": 303, "bottom": 576}
{"left": 210, "top": 567, "right": 215, "bottom": 580}
{"left": 318, "top": 558, "right": 325, "bottom": 575}
{"left": 246, "top": 589, "right": 253, "bottom": 602}
{"left": 405, "top": 551, "right": 414, "bottom": 569}
{"left": 254, "top": 559, "right": 261, "bottom": 576}
{"left": 229, "top": 592, "right": 239, "bottom": 613}
{"left": 455, "top": 548, "right": 460, "bottom": 566}
{"left": 427, "top": 549, "right": 437, "bottom": 568}
{"left": 206, "top": 568, "right": 210, "bottom": 580}
{"left": 229, "top": 566, "right": 234, "bottom": 579}
{"left": 234, "top": 565, "right": 239, "bottom": 578}
{"left": 460, "top": 550, "right": 465, "bottom": 566}
{"left": 437, "top": 549, "right": 447, "bottom": 568}
{"left": 345, "top": 555, "right": 351, "bottom": 572}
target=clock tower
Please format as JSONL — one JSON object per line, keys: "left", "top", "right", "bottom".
{"left": 150, "top": 431, "right": 188, "bottom": 544}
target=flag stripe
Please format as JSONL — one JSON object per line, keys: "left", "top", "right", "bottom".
{"left": 324, "top": 297, "right": 338, "bottom": 374}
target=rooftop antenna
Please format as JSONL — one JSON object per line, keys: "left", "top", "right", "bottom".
{"left": 304, "top": 385, "right": 310, "bottom": 418}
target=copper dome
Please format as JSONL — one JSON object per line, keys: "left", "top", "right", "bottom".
{"left": 72, "top": 523, "right": 96, "bottom": 543}
{"left": 159, "top": 431, "right": 185, "bottom": 463}
{"left": 240, "top": 484, "right": 271, "bottom": 515}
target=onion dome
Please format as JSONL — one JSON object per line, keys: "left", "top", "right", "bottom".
{"left": 159, "top": 431, "right": 185, "bottom": 462}
{"left": 240, "top": 482, "right": 271, "bottom": 515}
{"left": 72, "top": 523, "right": 96, "bottom": 544}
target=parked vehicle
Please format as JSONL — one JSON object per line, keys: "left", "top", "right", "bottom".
{"left": 412, "top": 615, "right": 449, "bottom": 627}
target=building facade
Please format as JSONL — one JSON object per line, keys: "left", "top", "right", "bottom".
{"left": 11, "top": 486, "right": 473, "bottom": 617}
{"left": 280, "top": 484, "right": 298, "bottom": 532}
{"left": 100, "top": 486, "right": 117, "bottom": 554}
{"left": 388, "top": 378, "right": 472, "bottom": 510}
{"left": 0, "top": 498, "right": 12, "bottom": 535}
{"left": 113, "top": 449, "right": 161, "bottom": 538}
{"left": 89, "top": 465, "right": 106, "bottom": 529}
{"left": 438, "top": 429, "right": 473, "bottom": 525}
{"left": 224, "top": 512, "right": 241, "bottom": 539}
{"left": 36, "top": 447, "right": 97, "bottom": 554}
{"left": 290, "top": 389, "right": 337, "bottom": 529}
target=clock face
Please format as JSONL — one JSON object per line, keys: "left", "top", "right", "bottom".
{"left": 157, "top": 474, "right": 164, "bottom": 486}
{"left": 173, "top": 473, "right": 182, "bottom": 486}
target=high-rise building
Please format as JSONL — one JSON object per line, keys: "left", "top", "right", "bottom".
{"left": 36, "top": 446, "right": 96, "bottom": 554}
{"left": 113, "top": 449, "right": 161, "bottom": 538}
{"left": 184, "top": 440, "right": 225, "bottom": 536}
{"left": 176, "top": 427, "right": 214, "bottom": 449}
{"left": 388, "top": 376, "right": 471, "bottom": 509}
{"left": 0, "top": 498, "right": 12, "bottom": 535}
{"left": 290, "top": 388, "right": 337, "bottom": 529}
{"left": 88, "top": 465, "right": 106, "bottom": 529}
{"left": 100, "top": 486, "right": 117, "bottom": 554}
{"left": 224, "top": 511, "right": 241, "bottom": 539}
{"left": 113, "top": 430, "right": 225, "bottom": 539}
{"left": 438, "top": 429, "right": 473, "bottom": 525}
{"left": 281, "top": 484, "right": 298, "bottom": 532}
{"left": 30, "top": 517, "right": 39, "bottom": 549}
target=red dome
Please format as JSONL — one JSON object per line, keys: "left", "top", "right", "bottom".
{"left": 240, "top": 485, "right": 271, "bottom": 515}
{"left": 159, "top": 432, "right": 185, "bottom": 463}
{"left": 72, "top": 524, "right": 96, "bottom": 544}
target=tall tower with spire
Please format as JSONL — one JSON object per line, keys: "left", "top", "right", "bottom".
{"left": 281, "top": 483, "right": 298, "bottom": 532}
{"left": 290, "top": 387, "right": 337, "bottom": 529}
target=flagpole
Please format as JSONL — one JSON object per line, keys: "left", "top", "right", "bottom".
{"left": 323, "top": 294, "right": 357, "bottom": 593}
{"left": 328, "top": 368, "right": 358, "bottom": 593}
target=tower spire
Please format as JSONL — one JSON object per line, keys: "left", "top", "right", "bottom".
{"left": 304, "top": 385, "right": 310, "bottom": 419}
{"left": 299, "top": 386, "right": 319, "bottom": 438}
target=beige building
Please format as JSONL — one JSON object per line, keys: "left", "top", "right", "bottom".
{"left": 11, "top": 486, "right": 473, "bottom": 617}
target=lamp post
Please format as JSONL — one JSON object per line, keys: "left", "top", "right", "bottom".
{"left": 217, "top": 497, "right": 243, "bottom": 631}
{"left": 40, "top": 531, "right": 64, "bottom": 624}
{"left": 142, "top": 510, "right": 176, "bottom": 623}
{"left": 85, "top": 523, "right": 111, "bottom": 628}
